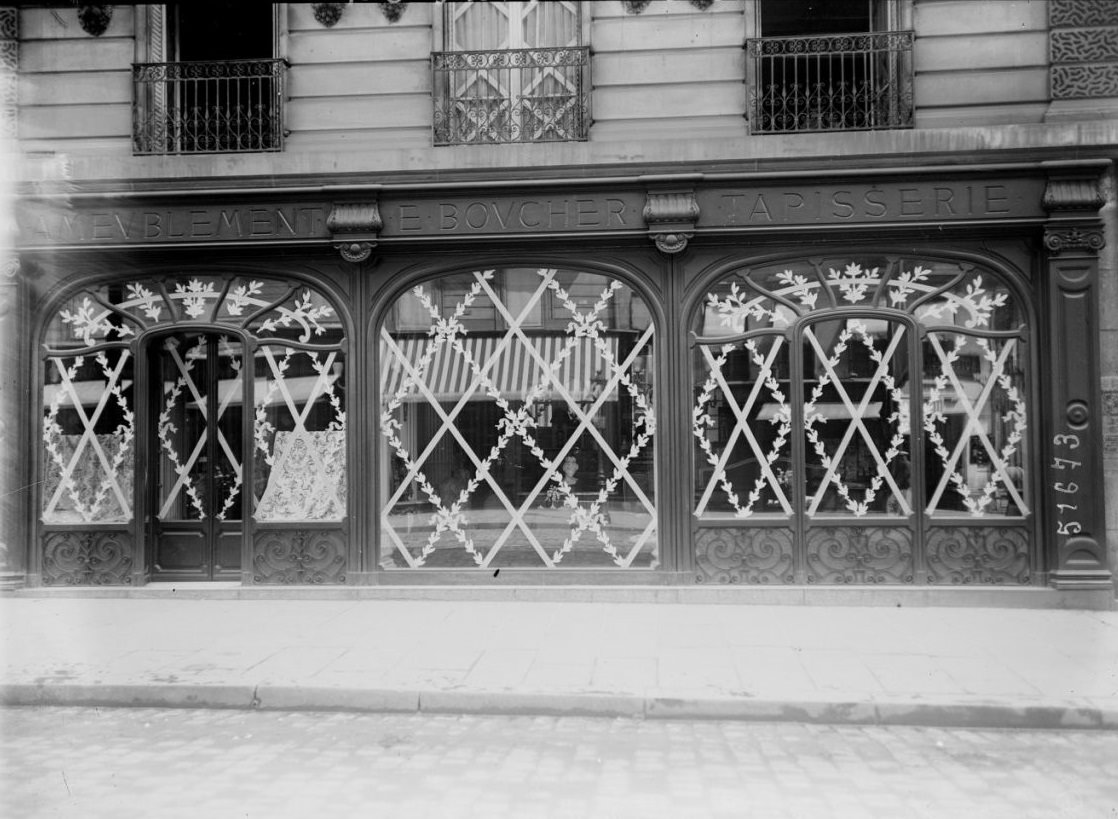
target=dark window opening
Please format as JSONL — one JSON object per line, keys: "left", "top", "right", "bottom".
{"left": 749, "top": 0, "right": 913, "bottom": 134}
{"left": 132, "top": 2, "right": 284, "bottom": 154}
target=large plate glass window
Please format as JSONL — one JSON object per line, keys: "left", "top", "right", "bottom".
{"left": 40, "top": 275, "right": 347, "bottom": 585}
{"left": 692, "top": 257, "right": 1032, "bottom": 585}
{"left": 379, "top": 267, "right": 656, "bottom": 569}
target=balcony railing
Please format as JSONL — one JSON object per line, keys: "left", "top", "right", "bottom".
{"left": 132, "top": 59, "right": 287, "bottom": 155}
{"left": 746, "top": 31, "right": 914, "bottom": 134}
{"left": 432, "top": 46, "right": 590, "bottom": 146}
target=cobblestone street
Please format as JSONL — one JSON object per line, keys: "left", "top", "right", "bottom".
{"left": 2, "top": 707, "right": 1117, "bottom": 819}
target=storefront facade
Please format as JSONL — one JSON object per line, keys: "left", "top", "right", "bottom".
{"left": 11, "top": 160, "right": 1112, "bottom": 600}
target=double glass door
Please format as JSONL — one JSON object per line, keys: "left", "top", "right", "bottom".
{"left": 150, "top": 332, "right": 244, "bottom": 579}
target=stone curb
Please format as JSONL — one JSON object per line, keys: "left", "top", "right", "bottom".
{"left": 3, "top": 684, "right": 1117, "bottom": 730}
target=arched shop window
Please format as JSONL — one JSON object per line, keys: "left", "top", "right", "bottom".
{"left": 691, "top": 256, "right": 1032, "bottom": 585}
{"left": 40, "top": 275, "right": 347, "bottom": 583}
{"left": 379, "top": 267, "right": 656, "bottom": 569}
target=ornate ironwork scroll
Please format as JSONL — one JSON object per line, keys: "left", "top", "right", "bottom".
{"left": 925, "top": 526, "right": 1030, "bottom": 585}
{"left": 805, "top": 526, "right": 913, "bottom": 584}
{"left": 42, "top": 530, "right": 134, "bottom": 585}
{"left": 432, "top": 47, "right": 590, "bottom": 145}
{"left": 253, "top": 529, "right": 346, "bottom": 584}
{"left": 695, "top": 527, "right": 794, "bottom": 584}
{"left": 132, "top": 59, "right": 287, "bottom": 154}
{"left": 746, "top": 31, "right": 914, "bottom": 134}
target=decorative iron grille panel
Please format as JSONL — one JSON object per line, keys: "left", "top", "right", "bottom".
{"left": 695, "top": 527, "right": 794, "bottom": 584}
{"left": 132, "top": 59, "right": 286, "bottom": 154}
{"left": 432, "top": 47, "right": 590, "bottom": 145}
{"left": 746, "top": 32, "right": 914, "bottom": 134}
{"left": 42, "top": 530, "right": 134, "bottom": 586}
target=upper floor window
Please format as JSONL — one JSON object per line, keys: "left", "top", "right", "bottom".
{"left": 132, "top": 3, "right": 286, "bottom": 154}
{"left": 432, "top": 1, "right": 590, "bottom": 146}
{"left": 746, "top": 0, "right": 913, "bottom": 134}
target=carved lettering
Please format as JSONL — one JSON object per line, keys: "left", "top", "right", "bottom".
{"left": 167, "top": 210, "right": 187, "bottom": 238}
{"left": 831, "top": 190, "right": 855, "bottom": 219}
{"left": 491, "top": 200, "right": 516, "bottom": 230}
{"left": 399, "top": 204, "right": 421, "bottom": 232}
{"left": 440, "top": 204, "right": 458, "bottom": 231}
{"left": 985, "top": 184, "right": 1009, "bottom": 214}
{"left": 607, "top": 198, "right": 626, "bottom": 226}
{"left": 113, "top": 213, "right": 134, "bottom": 239}
{"left": 190, "top": 211, "right": 213, "bottom": 238}
{"left": 465, "top": 202, "right": 488, "bottom": 230}
{"left": 783, "top": 193, "right": 804, "bottom": 217}
{"left": 549, "top": 199, "right": 569, "bottom": 228}
{"left": 92, "top": 213, "right": 113, "bottom": 240}
{"left": 576, "top": 199, "right": 600, "bottom": 227}
{"left": 275, "top": 207, "right": 296, "bottom": 235}
{"left": 864, "top": 189, "right": 887, "bottom": 218}
{"left": 519, "top": 201, "right": 542, "bottom": 228}
{"left": 144, "top": 212, "right": 162, "bottom": 239}
{"left": 749, "top": 194, "right": 772, "bottom": 222}
{"left": 934, "top": 187, "right": 956, "bottom": 216}
{"left": 219, "top": 210, "right": 243, "bottom": 237}
{"left": 250, "top": 209, "right": 272, "bottom": 236}
{"left": 899, "top": 188, "right": 924, "bottom": 216}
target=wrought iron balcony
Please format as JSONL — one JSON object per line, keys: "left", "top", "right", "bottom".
{"left": 432, "top": 46, "right": 590, "bottom": 146}
{"left": 132, "top": 59, "right": 287, "bottom": 155}
{"left": 746, "top": 31, "right": 914, "bottom": 134}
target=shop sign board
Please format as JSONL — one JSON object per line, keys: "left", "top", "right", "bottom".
{"left": 16, "top": 177, "right": 1047, "bottom": 248}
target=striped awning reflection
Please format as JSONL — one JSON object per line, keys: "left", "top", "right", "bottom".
{"left": 380, "top": 334, "right": 620, "bottom": 403}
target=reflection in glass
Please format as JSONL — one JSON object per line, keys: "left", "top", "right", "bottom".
{"left": 42, "top": 349, "right": 135, "bottom": 523}
{"left": 693, "top": 258, "right": 1029, "bottom": 522}
{"left": 379, "top": 267, "right": 656, "bottom": 569}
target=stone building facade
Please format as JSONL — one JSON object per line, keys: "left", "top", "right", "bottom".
{"left": 2, "top": 1, "right": 1116, "bottom": 607}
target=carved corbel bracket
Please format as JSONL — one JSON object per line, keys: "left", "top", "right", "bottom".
{"left": 327, "top": 202, "right": 382, "bottom": 264}
{"left": 1043, "top": 168, "right": 1107, "bottom": 255}
{"left": 643, "top": 189, "right": 700, "bottom": 254}
{"left": 1043, "top": 225, "right": 1105, "bottom": 254}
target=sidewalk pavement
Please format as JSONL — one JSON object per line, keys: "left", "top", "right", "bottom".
{"left": 2, "top": 593, "right": 1117, "bottom": 729}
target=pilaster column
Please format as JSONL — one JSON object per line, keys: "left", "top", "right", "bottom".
{"left": 0, "top": 6, "right": 24, "bottom": 588}
{"left": 1043, "top": 164, "right": 1112, "bottom": 589}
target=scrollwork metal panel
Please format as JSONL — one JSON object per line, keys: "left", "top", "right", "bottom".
{"left": 432, "top": 47, "right": 590, "bottom": 145}
{"left": 746, "top": 32, "right": 913, "bottom": 134}
{"left": 925, "top": 526, "right": 1031, "bottom": 585}
{"left": 132, "top": 59, "right": 286, "bottom": 155}
{"left": 695, "top": 527, "right": 794, "bottom": 584}
{"left": 805, "top": 526, "right": 913, "bottom": 584}
{"left": 42, "top": 530, "right": 134, "bottom": 585}
{"left": 252, "top": 528, "right": 346, "bottom": 584}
